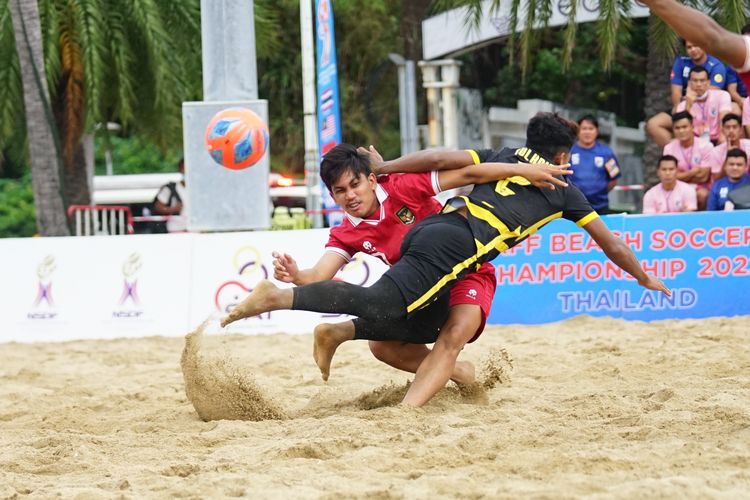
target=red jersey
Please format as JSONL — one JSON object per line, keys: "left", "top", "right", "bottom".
{"left": 738, "top": 35, "right": 750, "bottom": 91}
{"left": 325, "top": 170, "right": 497, "bottom": 339}
{"left": 325, "top": 172, "right": 442, "bottom": 266}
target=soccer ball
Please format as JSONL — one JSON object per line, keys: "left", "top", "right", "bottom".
{"left": 204, "top": 108, "right": 269, "bottom": 170}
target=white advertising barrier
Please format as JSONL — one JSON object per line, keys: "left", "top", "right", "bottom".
{"left": 0, "top": 230, "right": 388, "bottom": 343}
{"left": 189, "top": 229, "right": 389, "bottom": 334}
{"left": 1, "top": 234, "right": 193, "bottom": 342}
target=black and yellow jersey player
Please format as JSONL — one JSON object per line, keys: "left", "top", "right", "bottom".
{"left": 221, "top": 112, "right": 670, "bottom": 330}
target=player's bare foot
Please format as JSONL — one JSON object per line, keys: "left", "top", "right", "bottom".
{"left": 452, "top": 360, "right": 476, "bottom": 386}
{"left": 220, "top": 280, "right": 289, "bottom": 327}
{"left": 313, "top": 322, "right": 354, "bottom": 381}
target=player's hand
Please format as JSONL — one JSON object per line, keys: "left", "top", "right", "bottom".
{"left": 638, "top": 274, "right": 671, "bottom": 296}
{"left": 357, "top": 145, "right": 384, "bottom": 174}
{"left": 522, "top": 163, "right": 573, "bottom": 190}
{"left": 272, "top": 251, "right": 299, "bottom": 283}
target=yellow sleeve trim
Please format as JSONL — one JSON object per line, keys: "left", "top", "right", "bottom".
{"left": 467, "top": 149, "right": 480, "bottom": 165}
{"left": 576, "top": 211, "right": 599, "bottom": 227}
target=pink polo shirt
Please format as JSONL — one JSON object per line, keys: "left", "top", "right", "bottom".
{"left": 642, "top": 180, "right": 698, "bottom": 214}
{"left": 743, "top": 97, "right": 750, "bottom": 128}
{"left": 707, "top": 139, "right": 750, "bottom": 175}
{"left": 663, "top": 138, "right": 713, "bottom": 172}
{"left": 676, "top": 89, "right": 732, "bottom": 141}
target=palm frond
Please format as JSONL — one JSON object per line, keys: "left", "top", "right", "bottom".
{"left": 561, "top": 0, "right": 578, "bottom": 70}
{"left": 0, "top": 0, "right": 25, "bottom": 150}
{"left": 38, "top": 0, "right": 61, "bottom": 97}
{"left": 70, "top": 0, "right": 107, "bottom": 125}
{"left": 648, "top": 12, "right": 678, "bottom": 63}
{"left": 711, "top": 0, "right": 748, "bottom": 32}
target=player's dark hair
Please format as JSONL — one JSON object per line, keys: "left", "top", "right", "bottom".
{"left": 658, "top": 155, "right": 679, "bottom": 169}
{"left": 671, "top": 111, "right": 694, "bottom": 124}
{"left": 320, "top": 143, "right": 372, "bottom": 191}
{"left": 722, "top": 113, "right": 742, "bottom": 126}
{"left": 577, "top": 114, "right": 599, "bottom": 129}
{"left": 741, "top": 23, "right": 750, "bottom": 35}
{"left": 525, "top": 112, "right": 578, "bottom": 162}
{"left": 726, "top": 148, "right": 748, "bottom": 162}
{"left": 689, "top": 65, "right": 709, "bottom": 78}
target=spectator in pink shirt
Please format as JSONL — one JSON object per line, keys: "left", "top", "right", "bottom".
{"left": 707, "top": 113, "right": 750, "bottom": 181}
{"left": 643, "top": 155, "right": 698, "bottom": 214}
{"left": 743, "top": 96, "right": 750, "bottom": 138}
{"left": 662, "top": 111, "right": 714, "bottom": 209}
{"left": 675, "top": 66, "right": 732, "bottom": 144}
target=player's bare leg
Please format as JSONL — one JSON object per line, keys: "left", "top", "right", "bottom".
{"left": 220, "top": 280, "right": 292, "bottom": 327}
{"left": 401, "top": 304, "right": 481, "bottom": 407}
{"left": 370, "top": 341, "right": 475, "bottom": 385}
{"left": 313, "top": 321, "right": 355, "bottom": 381}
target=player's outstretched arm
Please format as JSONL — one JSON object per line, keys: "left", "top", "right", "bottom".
{"left": 438, "top": 162, "right": 572, "bottom": 191}
{"left": 272, "top": 251, "right": 345, "bottom": 286}
{"left": 583, "top": 218, "right": 671, "bottom": 296}
{"left": 641, "top": 0, "right": 747, "bottom": 69}
{"left": 359, "top": 145, "right": 475, "bottom": 175}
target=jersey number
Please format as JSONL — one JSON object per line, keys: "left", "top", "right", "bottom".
{"left": 495, "top": 175, "right": 531, "bottom": 197}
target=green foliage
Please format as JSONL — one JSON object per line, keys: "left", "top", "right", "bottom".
{"left": 0, "top": 174, "right": 36, "bottom": 237}
{"left": 462, "top": 22, "right": 648, "bottom": 127}
{"left": 94, "top": 135, "right": 181, "bottom": 175}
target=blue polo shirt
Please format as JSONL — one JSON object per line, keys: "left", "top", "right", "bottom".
{"left": 707, "top": 174, "right": 750, "bottom": 210}
{"left": 569, "top": 142, "right": 621, "bottom": 212}
{"left": 726, "top": 67, "right": 748, "bottom": 97}
{"left": 670, "top": 55, "right": 727, "bottom": 91}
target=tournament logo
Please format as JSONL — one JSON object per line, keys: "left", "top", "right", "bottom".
{"left": 28, "top": 255, "right": 57, "bottom": 320}
{"left": 396, "top": 206, "right": 415, "bottom": 225}
{"left": 214, "top": 246, "right": 270, "bottom": 318}
{"left": 112, "top": 253, "right": 144, "bottom": 318}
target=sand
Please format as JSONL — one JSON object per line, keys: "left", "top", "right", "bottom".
{"left": 1, "top": 315, "right": 749, "bottom": 498}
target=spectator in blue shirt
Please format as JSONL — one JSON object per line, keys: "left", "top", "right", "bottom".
{"left": 647, "top": 40, "right": 729, "bottom": 147}
{"left": 707, "top": 148, "right": 750, "bottom": 210}
{"left": 569, "top": 115, "right": 621, "bottom": 214}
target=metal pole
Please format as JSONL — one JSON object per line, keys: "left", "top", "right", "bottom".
{"left": 404, "top": 60, "right": 419, "bottom": 153}
{"left": 441, "top": 61, "right": 461, "bottom": 150}
{"left": 300, "top": 0, "right": 322, "bottom": 228}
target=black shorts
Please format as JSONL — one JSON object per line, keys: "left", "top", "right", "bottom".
{"left": 383, "top": 212, "right": 477, "bottom": 316}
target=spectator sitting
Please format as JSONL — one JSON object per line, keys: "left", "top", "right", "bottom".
{"left": 569, "top": 114, "right": 621, "bottom": 214}
{"left": 674, "top": 66, "right": 732, "bottom": 144}
{"left": 647, "top": 40, "right": 728, "bottom": 147}
{"left": 707, "top": 148, "right": 750, "bottom": 210}
{"left": 643, "top": 155, "right": 698, "bottom": 214}
{"left": 153, "top": 158, "right": 187, "bottom": 232}
{"left": 662, "top": 111, "right": 714, "bottom": 209}
{"left": 743, "top": 94, "right": 750, "bottom": 138}
{"left": 707, "top": 113, "right": 750, "bottom": 182}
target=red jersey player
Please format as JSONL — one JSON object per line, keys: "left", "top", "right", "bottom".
{"left": 641, "top": 0, "right": 750, "bottom": 92}
{"left": 271, "top": 143, "right": 571, "bottom": 406}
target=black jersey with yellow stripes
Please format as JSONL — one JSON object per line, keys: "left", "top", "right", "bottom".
{"left": 446, "top": 147, "right": 599, "bottom": 263}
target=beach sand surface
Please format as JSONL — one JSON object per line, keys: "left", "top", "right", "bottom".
{"left": 1, "top": 315, "right": 749, "bottom": 498}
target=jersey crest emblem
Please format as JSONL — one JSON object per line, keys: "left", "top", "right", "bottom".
{"left": 396, "top": 206, "right": 415, "bottom": 225}
{"left": 594, "top": 156, "right": 604, "bottom": 167}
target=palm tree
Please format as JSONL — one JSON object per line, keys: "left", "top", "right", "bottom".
{"left": 8, "top": 0, "right": 69, "bottom": 235}
{"left": 432, "top": 0, "right": 747, "bottom": 187}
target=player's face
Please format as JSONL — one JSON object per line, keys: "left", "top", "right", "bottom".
{"left": 723, "top": 119, "right": 742, "bottom": 142}
{"left": 685, "top": 41, "right": 705, "bottom": 62}
{"left": 657, "top": 161, "right": 678, "bottom": 186}
{"left": 688, "top": 71, "right": 709, "bottom": 95}
{"left": 724, "top": 157, "right": 747, "bottom": 181}
{"left": 673, "top": 118, "right": 694, "bottom": 141}
{"left": 577, "top": 121, "right": 598, "bottom": 146}
{"left": 329, "top": 169, "right": 378, "bottom": 218}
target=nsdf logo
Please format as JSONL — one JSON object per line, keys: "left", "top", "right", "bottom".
{"left": 27, "top": 255, "right": 57, "bottom": 320}
{"left": 112, "top": 253, "right": 144, "bottom": 319}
